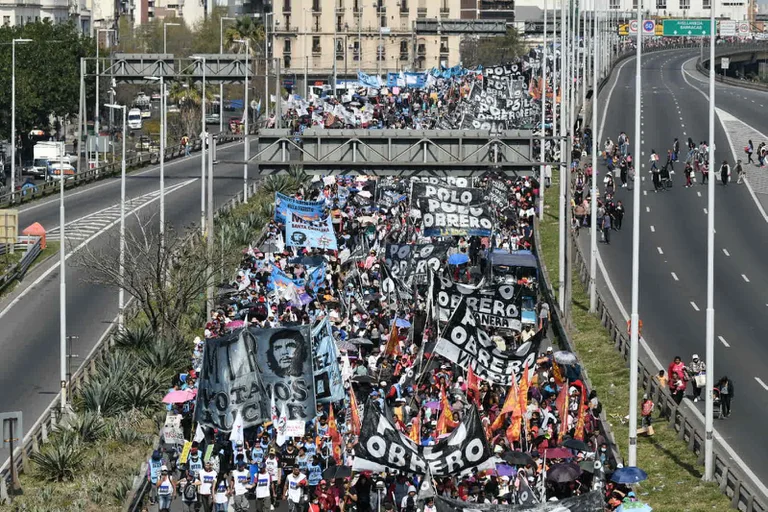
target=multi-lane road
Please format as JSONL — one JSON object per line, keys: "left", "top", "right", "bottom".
{"left": 584, "top": 47, "right": 768, "bottom": 493}
{"left": 0, "top": 135, "right": 254, "bottom": 463}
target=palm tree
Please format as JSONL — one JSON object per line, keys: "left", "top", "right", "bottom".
{"left": 223, "top": 16, "right": 265, "bottom": 54}
{"left": 167, "top": 79, "right": 216, "bottom": 139}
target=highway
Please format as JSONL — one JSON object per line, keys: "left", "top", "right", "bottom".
{"left": 0, "top": 136, "right": 255, "bottom": 463}
{"left": 583, "top": 47, "right": 768, "bottom": 492}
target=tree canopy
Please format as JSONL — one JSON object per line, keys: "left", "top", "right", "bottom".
{"left": 461, "top": 29, "right": 525, "bottom": 68}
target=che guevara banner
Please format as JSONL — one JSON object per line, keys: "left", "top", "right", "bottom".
{"left": 435, "top": 492, "right": 604, "bottom": 512}
{"left": 274, "top": 192, "right": 325, "bottom": 224}
{"left": 286, "top": 211, "right": 339, "bottom": 250}
{"left": 412, "top": 183, "right": 494, "bottom": 237}
{"left": 435, "top": 297, "right": 542, "bottom": 385}
{"left": 195, "top": 326, "right": 315, "bottom": 431}
{"left": 353, "top": 401, "right": 494, "bottom": 476}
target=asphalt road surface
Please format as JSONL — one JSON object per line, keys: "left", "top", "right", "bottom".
{"left": 581, "top": 48, "right": 768, "bottom": 495}
{"left": 0, "top": 136, "right": 256, "bottom": 464}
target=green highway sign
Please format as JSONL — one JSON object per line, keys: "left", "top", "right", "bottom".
{"left": 663, "top": 19, "right": 711, "bottom": 37}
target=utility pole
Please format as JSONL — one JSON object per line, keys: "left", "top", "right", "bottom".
{"left": 539, "top": 0, "right": 548, "bottom": 222}
{"left": 59, "top": 140, "right": 67, "bottom": 410}
{"left": 558, "top": 0, "right": 567, "bottom": 312}
{"left": 207, "top": 134, "right": 215, "bottom": 317}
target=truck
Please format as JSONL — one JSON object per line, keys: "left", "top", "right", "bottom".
{"left": 128, "top": 108, "right": 143, "bottom": 130}
{"left": 32, "top": 141, "right": 63, "bottom": 179}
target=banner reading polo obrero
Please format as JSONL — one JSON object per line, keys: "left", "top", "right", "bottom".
{"left": 286, "top": 211, "right": 339, "bottom": 250}
{"left": 434, "top": 492, "right": 604, "bottom": 512}
{"left": 195, "top": 326, "right": 316, "bottom": 431}
{"left": 274, "top": 192, "right": 325, "bottom": 224}
{"left": 435, "top": 297, "right": 542, "bottom": 385}
{"left": 354, "top": 401, "right": 494, "bottom": 476}
{"left": 432, "top": 274, "right": 523, "bottom": 330}
{"left": 413, "top": 182, "right": 494, "bottom": 237}
{"left": 385, "top": 242, "right": 452, "bottom": 283}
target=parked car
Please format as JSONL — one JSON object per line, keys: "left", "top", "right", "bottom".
{"left": 135, "top": 136, "right": 158, "bottom": 151}
{"left": 205, "top": 113, "right": 220, "bottom": 125}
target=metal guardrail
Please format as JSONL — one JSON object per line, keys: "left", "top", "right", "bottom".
{"left": 0, "top": 237, "right": 42, "bottom": 295}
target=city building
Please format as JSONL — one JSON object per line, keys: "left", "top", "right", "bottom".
{"left": 594, "top": 0, "right": 749, "bottom": 22}
{"left": 271, "top": 0, "right": 463, "bottom": 93}
{"left": 459, "top": 0, "right": 514, "bottom": 22}
{"left": 0, "top": 0, "right": 92, "bottom": 32}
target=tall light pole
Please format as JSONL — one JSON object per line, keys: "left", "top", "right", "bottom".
{"left": 95, "top": 29, "right": 116, "bottom": 172}
{"left": 105, "top": 104, "right": 126, "bottom": 329}
{"left": 11, "top": 38, "right": 32, "bottom": 202}
{"left": 145, "top": 76, "right": 167, "bottom": 249}
{"left": 704, "top": 0, "right": 717, "bottom": 483}
{"left": 163, "top": 22, "right": 180, "bottom": 53}
{"left": 193, "top": 56, "right": 207, "bottom": 234}
{"left": 558, "top": 0, "right": 567, "bottom": 312}
{"left": 589, "top": 0, "right": 598, "bottom": 313}
{"left": 539, "top": 0, "right": 547, "bottom": 222}
{"left": 220, "top": 16, "right": 236, "bottom": 134}
{"left": 628, "top": 0, "right": 642, "bottom": 468}
{"left": 303, "top": 8, "right": 310, "bottom": 98}
{"left": 58, "top": 139, "right": 67, "bottom": 408}
{"left": 235, "top": 39, "right": 250, "bottom": 203}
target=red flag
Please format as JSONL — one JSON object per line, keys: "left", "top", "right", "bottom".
{"left": 518, "top": 362, "right": 530, "bottom": 412}
{"left": 384, "top": 319, "right": 401, "bottom": 357}
{"left": 491, "top": 372, "right": 519, "bottom": 432}
{"left": 555, "top": 384, "right": 570, "bottom": 444}
{"left": 467, "top": 366, "right": 481, "bottom": 406}
{"left": 574, "top": 397, "right": 586, "bottom": 441}
{"left": 349, "top": 389, "right": 361, "bottom": 437}
{"left": 409, "top": 415, "right": 421, "bottom": 445}
{"left": 327, "top": 406, "right": 343, "bottom": 464}
{"left": 436, "top": 385, "right": 458, "bottom": 436}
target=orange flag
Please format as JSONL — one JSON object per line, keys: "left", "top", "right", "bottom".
{"left": 491, "top": 372, "right": 519, "bottom": 432}
{"left": 574, "top": 397, "right": 586, "bottom": 441}
{"left": 518, "top": 362, "right": 530, "bottom": 411}
{"left": 327, "top": 405, "right": 343, "bottom": 464}
{"left": 409, "top": 415, "right": 421, "bottom": 445}
{"left": 467, "top": 366, "right": 481, "bottom": 406}
{"left": 349, "top": 389, "right": 361, "bottom": 437}
{"left": 384, "top": 319, "right": 401, "bottom": 357}
{"left": 436, "top": 385, "right": 458, "bottom": 436}
{"left": 507, "top": 375, "right": 524, "bottom": 443}
{"left": 555, "top": 384, "right": 570, "bottom": 444}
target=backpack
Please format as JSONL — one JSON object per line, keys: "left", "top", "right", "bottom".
{"left": 183, "top": 481, "right": 198, "bottom": 501}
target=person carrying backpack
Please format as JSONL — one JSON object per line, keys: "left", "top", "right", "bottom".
{"left": 178, "top": 469, "right": 200, "bottom": 512}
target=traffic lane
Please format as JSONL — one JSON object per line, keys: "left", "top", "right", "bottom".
{"left": 0, "top": 156, "right": 252, "bottom": 442}
{"left": 597, "top": 50, "right": 768, "bottom": 479}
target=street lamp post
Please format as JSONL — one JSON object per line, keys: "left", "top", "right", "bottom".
{"left": 192, "top": 56, "right": 207, "bottom": 234}
{"left": 11, "top": 38, "right": 33, "bottom": 202}
{"left": 589, "top": 0, "right": 598, "bottom": 313}
{"left": 104, "top": 104, "right": 126, "bottom": 329}
{"left": 145, "top": 75, "right": 167, "bottom": 249}
{"left": 220, "top": 17, "right": 236, "bottom": 134}
{"left": 235, "top": 39, "right": 250, "bottom": 203}
{"left": 95, "top": 29, "right": 116, "bottom": 172}
{"left": 58, "top": 139, "right": 67, "bottom": 408}
{"left": 539, "top": 0, "right": 547, "bottom": 222}
{"left": 303, "top": 8, "right": 310, "bottom": 98}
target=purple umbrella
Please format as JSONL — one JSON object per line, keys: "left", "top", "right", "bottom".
{"left": 495, "top": 464, "right": 516, "bottom": 477}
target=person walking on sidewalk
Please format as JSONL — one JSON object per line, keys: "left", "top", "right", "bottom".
{"left": 745, "top": 139, "right": 754, "bottom": 164}
{"left": 686, "top": 354, "right": 707, "bottom": 402}
{"left": 720, "top": 160, "right": 731, "bottom": 186}
{"left": 717, "top": 375, "right": 734, "bottom": 418}
{"left": 735, "top": 159, "right": 745, "bottom": 184}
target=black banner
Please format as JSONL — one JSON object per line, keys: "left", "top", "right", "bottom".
{"left": 435, "top": 492, "right": 604, "bottom": 512}
{"left": 433, "top": 275, "right": 522, "bottom": 330}
{"left": 195, "top": 326, "right": 315, "bottom": 431}
{"left": 384, "top": 242, "right": 452, "bottom": 283}
{"left": 436, "top": 298, "right": 542, "bottom": 385}
{"left": 487, "top": 180, "right": 509, "bottom": 209}
{"left": 353, "top": 403, "right": 494, "bottom": 476}
{"left": 412, "top": 183, "right": 494, "bottom": 237}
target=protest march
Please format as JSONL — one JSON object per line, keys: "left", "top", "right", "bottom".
{"left": 153, "top": 166, "right": 646, "bottom": 512}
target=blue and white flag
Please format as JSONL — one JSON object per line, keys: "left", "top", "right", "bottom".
{"left": 311, "top": 318, "right": 345, "bottom": 404}
{"left": 357, "top": 71, "right": 381, "bottom": 88}
{"left": 306, "top": 263, "right": 327, "bottom": 294}
{"left": 286, "top": 211, "right": 338, "bottom": 251}
{"left": 274, "top": 192, "right": 326, "bottom": 224}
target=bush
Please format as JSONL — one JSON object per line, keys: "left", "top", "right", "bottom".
{"left": 112, "top": 326, "right": 155, "bottom": 352}
{"left": 61, "top": 411, "right": 107, "bottom": 443}
{"left": 31, "top": 433, "right": 86, "bottom": 482}
{"left": 76, "top": 378, "right": 123, "bottom": 417}
{"left": 138, "top": 336, "right": 188, "bottom": 372}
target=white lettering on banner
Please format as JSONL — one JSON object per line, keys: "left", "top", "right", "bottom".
{"left": 423, "top": 186, "right": 474, "bottom": 204}
{"left": 410, "top": 176, "right": 469, "bottom": 188}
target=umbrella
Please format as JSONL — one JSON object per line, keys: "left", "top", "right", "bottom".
{"left": 226, "top": 320, "right": 246, "bottom": 330}
{"left": 495, "top": 464, "right": 516, "bottom": 477}
{"left": 348, "top": 337, "right": 374, "bottom": 346}
{"left": 322, "top": 465, "right": 352, "bottom": 481}
{"left": 357, "top": 190, "right": 372, "bottom": 198}
{"left": 562, "top": 438, "right": 590, "bottom": 452}
{"left": 578, "top": 461, "right": 597, "bottom": 474}
{"left": 351, "top": 375, "right": 375, "bottom": 384}
{"left": 447, "top": 253, "right": 470, "bottom": 266}
{"left": 357, "top": 216, "right": 376, "bottom": 225}
{"left": 395, "top": 318, "right": 412, "bottom": 328}
{"left": 611, "top": 466, "right": 648, "bottom": 484}
{"left": 258, "top": 239, "right": 280, "bottom": 254}
{"left": 162, "top": 389, "right": 196, "bottom": 404}
{"left": 553, "top": 350, "right": 579, "bottom": 365}
{"left": 616, "top": 503, "right": 652, "bottom": 512}
{"left": 544, "top": 447, "right": 575, "bottom": 459}
{"left": 336, "top": 339, "right": 356, "bottom": 352}
{"left": 501, "top": 451, "right": 536, "bottom": 467}
{"left": 546, "top": 463, "right": 582, "bottom": 483}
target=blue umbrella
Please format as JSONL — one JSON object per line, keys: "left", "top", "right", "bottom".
{"left": 616, "top": 503, "right": 652, "bottom": 512}
{"left": 395, "top": 318, "right": 411, "bottom": 328}
{"left": 611, "top": 466, "right": 648, "bottom": 484}
{"left": 447, "top": 253, "right": 470, "bottom": 266}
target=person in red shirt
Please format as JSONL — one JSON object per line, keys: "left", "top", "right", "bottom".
{"left": 315, "top": 480, "right": 337, "bottom": 511}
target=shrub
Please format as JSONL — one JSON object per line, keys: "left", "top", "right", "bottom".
{"left": 31, "top": 433, "right": 86, "bottom": 482}
{"left": 60, "top": 411, "right": 107, "bottom": 443}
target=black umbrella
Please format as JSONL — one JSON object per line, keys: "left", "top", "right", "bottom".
{"left": 258, "top": 239, "right": 280, "bottom": 254}
{"left": 501, "top": 451, "right": 536, "bottom": 467}
{"left": 546, "top": 463, "right": 582, "bottom": 483}
{"left": 322, "top": 465, "right": 352, "bottom": 481}
{"left": 562, "top": 438, "right": 590, "bottom": 452}
{"left": 351, "top": 375, "right": 375, "bottom": 384}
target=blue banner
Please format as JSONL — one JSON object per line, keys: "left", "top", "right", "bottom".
{"left": 274, "top": 192, "right": 326, "bottom": 224}
{"left": 269, "top": 265, "right": 306, "bottom": 293}
{"left": 357, "top": 71, "right": 381, "bottom": 88}
{"left": 306, "top": 264, "right": 326, "bottom": 294}
{"left": 286, "top": 211, "right": 339, "bottom": 251}
{"left": 311, "top": 318, "right": 345, "bottom": 404}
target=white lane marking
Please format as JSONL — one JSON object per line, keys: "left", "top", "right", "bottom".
{"left": 704, "top": 208, "right": 708, "bottom": 214}
{"left": 646, "top": 206, "right": 650, "bottom": 212}
{"left": 650, "top": 225, "right": 655, "bottom": 232}
{"left": 597, "top": 57, "right": 633, "bottom": 145}
{"left": 643, "top": 190, "right": 647, "bottom": 196}
{"left": 691, "top": 301, "right": 700, "bottom": 311}
{"left": 657, "top": 247, "right": 664, "bottom": 254}
{"left": 755, "top": 377, "right": 768, "bottom": 391}
{"left": 0, "top": 178, "right": 197, "bottom": 322}
{"left": 697, "top": 191, "right": 702, "bottom": 197}
{"left": 671, "top": 272, "right": 679, "bottom": 281}
{"left": 723, "top": 248, "right": 730, "bottom": 256}
{"left": 718, "top": 336, "right": 730, "bottom": 347}
{"left": 742, "top": 274, "right": 750, "bottom": 283}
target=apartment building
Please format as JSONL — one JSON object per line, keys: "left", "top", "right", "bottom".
{"left": 271, "top": 0, "right": 463, "bottom": 91}
{"left": 0, "top": 0, "right": 92, "bottom": 31}
{"left": 595, "top": 0, "right": 748, "bottom": 21}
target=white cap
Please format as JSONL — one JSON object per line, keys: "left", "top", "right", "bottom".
{"left": 408, "top": 486, "right": 417, "bottom": 493}
{"left": 161, "top": 465, "right": 168, "bottom": 471}
{"left": 692, "top": 354, "right": 699, "bottom": 360}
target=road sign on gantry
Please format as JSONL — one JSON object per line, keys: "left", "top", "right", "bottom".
{"left": 738, "top": 22, "right": 751, "bottom": 34}
{"left": 663, "top": 19, "right": 710, "bottom": 37}
{"left": 719, "top": 20, "right": 737, "bottom": 37}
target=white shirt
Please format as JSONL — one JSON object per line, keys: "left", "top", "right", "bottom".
{"left": 254, "top": 471, "right": 273, "bottom": 498}
{"left": 214, "top": 481, "right": 229, "bottom": 504}
{"left": 232, "top": 469, "right": 250, "bottom": 496}
{"left": 265, "top": 456, "right": 280, "bottom": 480}
{"left": 198, "top": 469, "right": 217, "bottom": 495}
{"left": 286, "top": 472, "right": 307, "bottom": 503}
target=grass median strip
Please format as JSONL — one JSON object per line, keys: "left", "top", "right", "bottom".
{"left": 539, "top": 172, "right": 730, "bottom": 512}
{"left": 0, "top": 241, "right": 60, "bottom": 301}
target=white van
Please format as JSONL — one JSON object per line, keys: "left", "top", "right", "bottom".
{"left": 128, "top": 108, "right": 143, "bottom": 130}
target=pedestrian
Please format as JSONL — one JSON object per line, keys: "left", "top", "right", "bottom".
{"left": 685, "top": 162, "right": 694, "bottom": 187}
{"left": 178, "top": 469, "right": 200, "bottom": 512}
{"left": 686, "top": 354, "right": 706, "bottom": 402}
{"left": 400, "top": 485, "right": 418, "bottom": 512}
{"left": 182, "top": 134, "right": 191, "bottom": 157}
{"left": 283, "top": 466, "right": 307, "bottom": 512}
{"left": 213, "top": 475, "right": 231, "bottom": 512}
{"left": 719, "top": 160, "right": 730, "bottom": 186}
{"left": 538, "top": 301, "right": 551, "bottom": 335}
{"left": 601, "top": 213, "right": 611, "bottom": 244}
{"left": 671, "top": 373, "right": 686, "bottom": 405}
{"left": 619, "top": 158, "right": 628, "bottom": 187}
{"left": 147, "top": 450, "right": 164, "bottom": 505}
{"left": 649, "top": 149, "right": 659, "bottom": 171}
{"left": 717, "top": 375, "right": 734, "bottom": 418}
{"left": 745, "top": 139, "right": 754, "bottom": 164}
{"left": 613, "top": 201, "right": 624, "bottom": 231}
{"left": 641, "top": 394, "right": 655, "bottom": 429}
{"left": 198, "top": 461, "right": 218, "bottom": 512}
{"left": 156, "top": 465, "right": 176, "bottom": 512}
{"left": 252, "top": 464, "right": 273, "bottom": 512}
{"left": 735, "top": 159, "right": 745, "bottom": 184}
{"left": 230, "top": 460, "right": 251, "bottom": 511}
{"left": 673, "top": 137, "right": 680, "bottom": 161}
{"left": 701, "top": 161, "right": 709, "bottom": 184}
